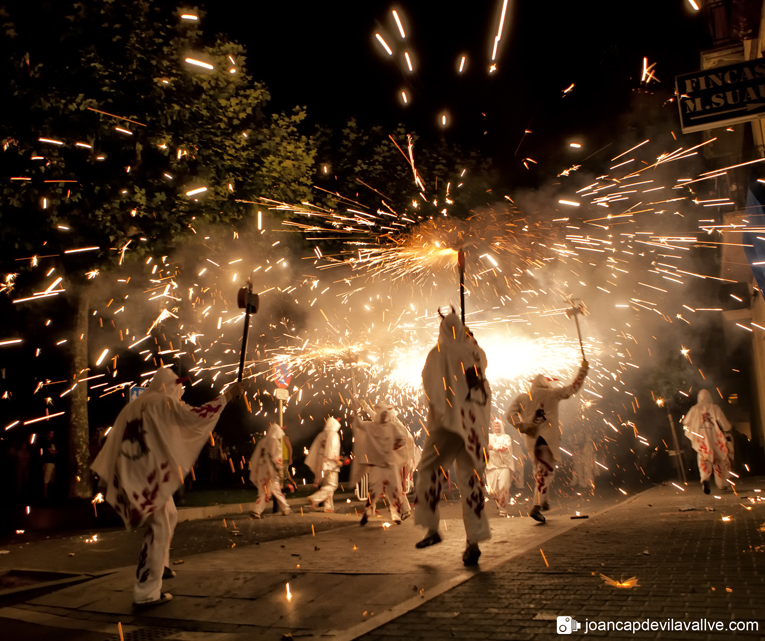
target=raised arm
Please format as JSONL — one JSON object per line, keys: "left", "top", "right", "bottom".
{"left": 553, "top": 361, "right": 589, "bottom": 400}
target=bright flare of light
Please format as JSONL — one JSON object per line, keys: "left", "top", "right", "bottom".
{"left": 559, "top": 200, "right": 580, "bottom": 207}
{"left": 491, "top": 0, "right": 509, "bottom": 61}
{"left": 687, "top": 0, "right": 699, "bottom": 10}
{"left": 95, "top": 349, "right": 110, "bottom": 366}
{"left": 181, "top": 14, "right": 198, "bottom": 20}
{"left": 459, "top": 55, "right": 466, "bottom": 73}
{"left": 286, "top": 583, "right": 292, "bottom": 600}
{"left": 375, "top": 33, "right": 393, "bottom": 56}
{"left": 404, "top": 52, "right": 413, "bottom": 71}
{"left": 392, "top": 10, "right": 406, "bottom": 38}
{"left": 186, "top": 187, "right": 208, "bottom": 196}
{"left": 185, "top": 58, "right": 213, "bottom": 70}
{"left": 401, "top": 90, "right": 408, "bottom": 104}
{"left": 441, "top": 114, "right": 447, "bottom": 126}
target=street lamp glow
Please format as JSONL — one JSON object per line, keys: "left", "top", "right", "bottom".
{"left": 185, "top": 58, "right": 213, "bottom": 70}
{"left": 375, "top": 33, "right": 393, "bottom": 56}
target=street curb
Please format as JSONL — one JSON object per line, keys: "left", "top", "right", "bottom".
{"left": 176, "top": 492, "right": 362, "bottom": 523}
{"left": 324, "top": 489, "right": 647, "bottom": 641}
{"left": 0, "top": 569, "right": 97, "bottom": 600}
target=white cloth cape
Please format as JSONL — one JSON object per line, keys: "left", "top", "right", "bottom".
{"left": 350, "top": 402, "right": 408, "bottom": 485}
{"left": 682, "top": 389, "right": 732, "bottom": 463}
{"left": 304, "top": 417, "right": 341, "bottom": 479}
{"left": 92, "top": 368, "right": 227, "bottom": 529}
{"left": 249, "top": 423, "right": 285, "bottom": 490}
{"left": 421, "top": 312, "right": 492, "bottom": 468}
{"left": 506, "top": 364, "right": 588, "bottom": 461}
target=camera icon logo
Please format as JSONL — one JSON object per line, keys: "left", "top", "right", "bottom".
{"left": 557, "top": 616, "right": 581, "bottom": 634}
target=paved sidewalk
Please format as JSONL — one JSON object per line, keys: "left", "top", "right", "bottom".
{"left": 0, "top": 488, "right": 624, "bottom": 640}
{"left": 359, "top": 479, "right": 765, "bottom": 640}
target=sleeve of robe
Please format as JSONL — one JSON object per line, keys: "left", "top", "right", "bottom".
{"left": 552, "top": 364, "right": 589, "bottom": 400}
{"left": 506, "top": 394, "right": 528, "bottom": 429}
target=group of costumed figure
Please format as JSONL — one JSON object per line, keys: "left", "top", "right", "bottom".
{"left": 91, "top": 307, "right": 733, "bottom": 609}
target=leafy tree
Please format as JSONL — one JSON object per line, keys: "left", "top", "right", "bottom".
{"left": 0, "top": 0, "right": 315, "bottom": 498}
{"left": 314, "top": 119, "right": 498, "bottom": 225}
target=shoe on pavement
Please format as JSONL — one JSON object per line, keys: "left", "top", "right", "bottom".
{"left": 498, "top": 511, "right": 508, "bottom": 518}
{"left": 162, "top": 567, "right": 176, "bottom": 579}
{"left": 393, "top": 518, "right": 402, "bottom": 525}
{"left": 133, "top": 593, "right": 173, "bottom": 609}
{"left": 415, "top": 532, "right": 442, "bottom": 549}
{"left": 251, "top": 511, "right": 263, "bottom": 519}
{"left": 360, "top": 514, "right": 368, "bottom": 526}
{"left": 529, "top": 505, "right": 546, "bottom": 523}
{"left": 308, "top": 502, "right": 320, "bottom": 512}
{"left": 702, "top": 480, "right": 710, "bottom": 495}
{"left": 323, "top": 508, "right": 335, "bottom": 513}
{"left": 541, "top": 500, "right": 551, "bottom": 512}
{"left": 282, "top": 509, "right": 292, "bottom": 516}
{"left": 463, "top": 542, "right": 481, "bottom": 567}
{"left": 401, "top": 511, "right": 411, "bottom": 521}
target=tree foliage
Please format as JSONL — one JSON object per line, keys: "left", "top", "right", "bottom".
{"left": 0, "top": 0, "right": 316, "bottom": 498}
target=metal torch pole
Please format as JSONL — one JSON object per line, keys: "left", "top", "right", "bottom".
{"left": 458, "top": 249, "right": 466, "bottom": 325}
{"left": 238, "top": 282, "right": 253, "bottom": 383}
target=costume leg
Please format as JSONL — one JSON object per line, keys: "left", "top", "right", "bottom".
{"left": 322, "top": 471, "right": 338, "bottom": 510}
{"left": 271, "top": 479, "right": 291, "bottom": 513}
{"left": 697, "top": 452, "right": 713, "bottom": 484}
{"left": 400, "top": 470, "right": 411, "bottom": 515}
{"left": 383, "top": 465, "right": 404, "bottom": 521}
{"left": 365, "top": 467, "right": 384, "bottom": 518}
{"left": 253, "top": 481, "right": 271, "bottom": 515}
{"left": 162, "top": 498, "right": 178, "bottom": 569}
{"left": 454, "top": 442, "right": 491, "bottom": 543}
{"left": 134, "top": 499, "right": 175, "bottom": 604}
{"left": 533, "top": 440, "right": 556, "bottom": 507}
{"left": 414, "top": 431, "right": 462, "bottom": 535}
{"left": 496, "top": 468, "right": 511, "bottom": 513}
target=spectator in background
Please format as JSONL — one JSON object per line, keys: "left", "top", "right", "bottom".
{"left": 208, "top": 431, "right": 224, "bottom": 486}
{"left": 42, "top": 430, "right": 58, "bottom": 499}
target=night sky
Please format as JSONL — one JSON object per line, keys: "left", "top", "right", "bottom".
{"left": 208, "top": 1, "right": 705, "bottom": 179}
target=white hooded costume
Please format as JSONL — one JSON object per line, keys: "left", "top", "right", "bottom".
{"left": 92, "top": 368, "right": 229, "bottom": 605}
{"left": 507, "top": 363, "right": 588, "bottom": 508}
{"left": 351, "top": 402, "right": 408, "bottom": 522}
{"left": 683, "top": 389, "right": 732, "bottom": 490}
{"left": 249, "top": 422, "right": 291, "bottom": 516}
{"left": 486, "top": 419, "right": 514, "bottom": 515}
{"left": 416, "top": 312, "right": 492, "bottom": 544}
{"left": 306, "top": 417, "right": 342, "bottom": 511}
{"left": 571, "top": 433, "right": 596, "bottom": 490}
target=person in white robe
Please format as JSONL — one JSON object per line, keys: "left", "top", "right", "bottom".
{"left": 415, "top": 310, "right": 492, "bottom": 566}
{"left": 306, "top": 417, "right": 342, "bottom": 512}
{"left": 92, "top": 368, "right": 241, "bottom": 608}
{"left": 507, "top": 360, "right": 588, "bottom": 523}
{"left": 393, "top": 411, "right": 416, "bottom": 520}
{"left": 682, "top": 389, "right": 733, "bottom": 494}
{"left": 351, "top": 401, "right": 407, "bottom": 525}
{"left": 249, "top": 422, "right": 292, "bottom": 517}
{"left": 487, "top": 419, "right": 514, "bottom": 517}
{"left": 570, "top": 432, "right": 596, "bottom": 490}
{"left": 509, "top": 434, "right": 525, "bottom": 490}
